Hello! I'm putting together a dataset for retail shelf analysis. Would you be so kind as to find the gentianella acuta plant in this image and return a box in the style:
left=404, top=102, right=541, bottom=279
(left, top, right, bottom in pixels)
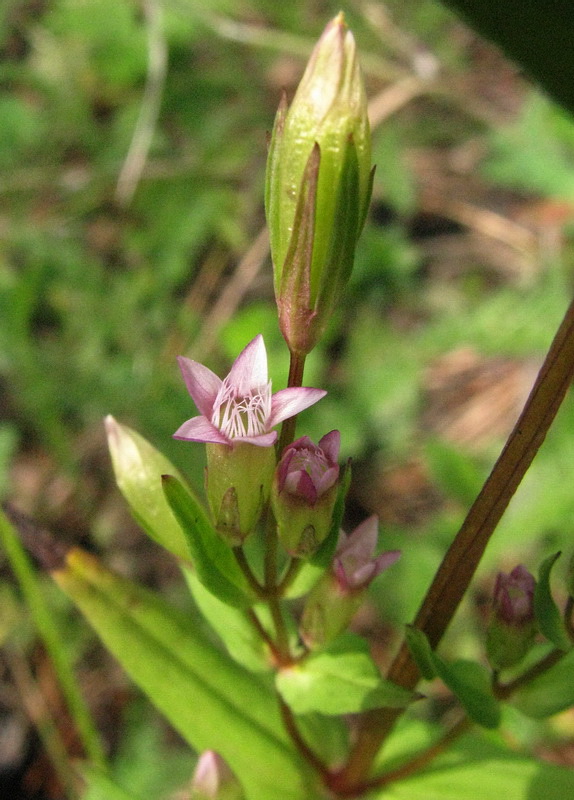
left=9, top=12, right=574, bottom=800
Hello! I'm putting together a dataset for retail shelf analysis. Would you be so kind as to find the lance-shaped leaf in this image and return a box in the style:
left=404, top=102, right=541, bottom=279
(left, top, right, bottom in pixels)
left=276, top=634, right=415, bottom=715
left=404, top=625, right=438, bottom=681
left=162, top=474, right=255, bottom=608
left=534, top=552, right=571, bottom=652
left=183, top=567, right=272, bottom=673
left=370, top=717, right=574, bottom=800
left=405, top=627, right=500, bottom=729
left=105, top=416, right=190, bottom=561
left=512, top=647, right=574, bottom=719
left=53, top=548, right=315, bottom=800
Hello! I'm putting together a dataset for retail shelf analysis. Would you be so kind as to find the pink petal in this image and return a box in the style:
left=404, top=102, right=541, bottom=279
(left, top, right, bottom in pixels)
left=269, top=387, right=327, bottom=427
left=372, top=549, right=401, bottom=574
left=285, top=469, right=318, bottom=504
left=338, top=515, right=378, bottom=560
left=177, top=357, right=221, bottom=418
left=173, top=415, right=230, bottom=445
left=318, top=430, right=341, bottom=462
left=315, top=465, right=339, bottom=495
left=226, top=334, right=268, bottom=395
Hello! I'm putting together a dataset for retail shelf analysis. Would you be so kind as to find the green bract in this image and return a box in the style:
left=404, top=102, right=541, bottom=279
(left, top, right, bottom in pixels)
left=265, top=13, right=372, bottom=355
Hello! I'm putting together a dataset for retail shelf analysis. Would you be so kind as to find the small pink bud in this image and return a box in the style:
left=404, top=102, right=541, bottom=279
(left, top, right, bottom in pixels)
left=334, top=516, right=401, bottom=592
left=272, top=431, right=340, bottom=556
left=190, top=751, right=243, bottom=800
left=300, top=516, right=400, bottom=647
left=486, top=565, right=537, bottom=671
left=493, top=565, right=536, bottom=626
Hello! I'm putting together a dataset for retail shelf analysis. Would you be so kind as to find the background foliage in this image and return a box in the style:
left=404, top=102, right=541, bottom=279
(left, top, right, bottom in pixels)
left=1, top=0, right=574, bottom=797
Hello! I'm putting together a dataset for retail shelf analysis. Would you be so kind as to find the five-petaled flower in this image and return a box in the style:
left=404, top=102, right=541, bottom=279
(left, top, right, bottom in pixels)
left=173, top=334, right=326, bottom=447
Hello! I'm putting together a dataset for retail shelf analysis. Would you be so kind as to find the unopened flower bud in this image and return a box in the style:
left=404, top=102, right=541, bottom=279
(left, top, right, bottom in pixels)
left=272, top=431, right=340, bottom=557
left=301, top=516, right=400, bottom=647
left=190, top=751, right=243, bottom=800
left=486, top=565, right=537, bottom=671
left=265, top=13, right=372, bottom=355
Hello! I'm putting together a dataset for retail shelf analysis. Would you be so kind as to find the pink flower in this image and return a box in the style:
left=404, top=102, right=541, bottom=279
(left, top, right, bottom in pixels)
left=173, top=335, right=326, bottom=447
left=334, top=515, right=401, bottom=592
left=277, top=431, right=340, bottom=505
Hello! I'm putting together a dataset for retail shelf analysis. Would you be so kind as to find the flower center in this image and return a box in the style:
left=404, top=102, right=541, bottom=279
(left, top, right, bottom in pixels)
left=289, top=446, right=330, bottom=484
left=211, top=377, right=272, bottom=439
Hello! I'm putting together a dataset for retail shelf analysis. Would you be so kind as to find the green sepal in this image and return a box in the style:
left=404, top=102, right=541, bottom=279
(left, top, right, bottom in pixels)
left=105, top=416, right=190, bottom=561
left=535, top=552, right=571, bottom=651
left=434, top=657, right=501, bottom=729
left=314, top=136, right=361, bottom=313
left=162, top=474, right=255, bottom=608
left=512, top=647, right=574, bottom=719
left=404, top=625, right=438, bottom=681
left=182, top=566, right=272, bottom=673
left=276, top=633, right=415, bottom=715
left=286, top=461, right=351, bottom=599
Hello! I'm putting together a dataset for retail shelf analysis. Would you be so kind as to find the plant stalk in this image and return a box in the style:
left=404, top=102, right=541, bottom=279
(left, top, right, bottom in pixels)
left=337, top=293, right=574, bottom=790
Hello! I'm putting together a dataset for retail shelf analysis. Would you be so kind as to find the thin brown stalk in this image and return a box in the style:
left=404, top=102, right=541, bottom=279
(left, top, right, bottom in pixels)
left=337, top=293, right=574, bottom=790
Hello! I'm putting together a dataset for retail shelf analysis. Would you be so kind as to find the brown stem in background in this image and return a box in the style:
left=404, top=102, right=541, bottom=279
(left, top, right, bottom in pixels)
left=336, top=294, right=574, bottom=791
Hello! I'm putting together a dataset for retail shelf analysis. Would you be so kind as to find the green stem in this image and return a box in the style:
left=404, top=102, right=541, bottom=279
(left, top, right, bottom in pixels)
left=276, top=557, right=305, bottom=596
left=494, top=647, right=565, bottom=699
left=233, top=546, right=265, bottom=597
left=277, top=350, right=307, bottom=454
left=0, top=507, right=107, bottom=769
left=337, top=293, right=574, bottom=790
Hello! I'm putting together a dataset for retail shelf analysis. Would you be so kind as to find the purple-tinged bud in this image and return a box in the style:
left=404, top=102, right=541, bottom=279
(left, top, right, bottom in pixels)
left=272, top=431, right=340, bottom=557
left=265, top=13, right=372, bottom=355
left=300, top=516, right=400, bottom=647
left=334, top=515, right=401, bottom=591
left=486, top=565, right=537, bottom=671
left=190, top=751, right=243, bottom=800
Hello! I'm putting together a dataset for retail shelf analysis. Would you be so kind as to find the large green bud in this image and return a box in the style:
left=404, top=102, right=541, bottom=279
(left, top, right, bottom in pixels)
left=265, top=13, right=372, bottom=355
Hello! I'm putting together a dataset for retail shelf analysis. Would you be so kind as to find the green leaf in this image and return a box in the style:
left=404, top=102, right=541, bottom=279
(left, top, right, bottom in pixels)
left=403, top=627, right=500, bottom=728
left=434, top=657, right=501, bottom=729
left=512, top=647, right=574, bottom=719
left=535, top=552, right=571, bottom=651
left=162, top=474, right=254, bottom=608
left=276, top=634, right=414, bottom=715
left=80, top=765, right=143, bottom=800
left=182, top=566, right=271, bottom=673
left=375, top=718, right=574, bottom=799
left=53, top=548, right=314, bottom=800
left=404, top=625, right=437, bottom=681
left=105, top=417, right=190, bottom=562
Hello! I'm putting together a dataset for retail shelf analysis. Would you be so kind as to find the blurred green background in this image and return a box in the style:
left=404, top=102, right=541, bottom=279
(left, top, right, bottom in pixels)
left=2, top=0, right=574, bottom=796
